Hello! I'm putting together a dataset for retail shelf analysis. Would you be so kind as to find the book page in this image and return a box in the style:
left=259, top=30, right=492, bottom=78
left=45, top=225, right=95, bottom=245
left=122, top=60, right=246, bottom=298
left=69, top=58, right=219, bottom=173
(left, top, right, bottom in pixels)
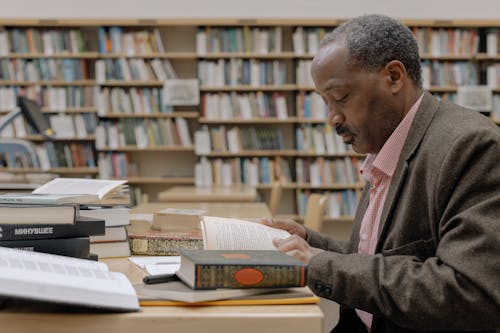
left=201, top=216, right=290, bottom=250
left=0, top=247, right=139, bottom=311
left=33, top=178, right=127, bottom=199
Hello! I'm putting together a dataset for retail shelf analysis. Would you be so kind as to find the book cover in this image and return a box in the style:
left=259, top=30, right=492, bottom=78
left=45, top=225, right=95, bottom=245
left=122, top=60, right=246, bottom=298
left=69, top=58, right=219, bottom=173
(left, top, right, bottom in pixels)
left=0, top=246, right=138, bottom=311
left=129, top=229, right=203, bottom=255
left=0, top=216, right=105, bottom=241
left=0, top=236, right=90, bottom=259
left=90, top=240, right=131, bottom=259
left=136, top=284, right=318, bottom=305
left=135, top=280, right=290, bottom=303
left=0, top=204, right=77, bottom=225
left=0, top=192, right=99, bottom=205
left=177, top=250, right=307, bottom=290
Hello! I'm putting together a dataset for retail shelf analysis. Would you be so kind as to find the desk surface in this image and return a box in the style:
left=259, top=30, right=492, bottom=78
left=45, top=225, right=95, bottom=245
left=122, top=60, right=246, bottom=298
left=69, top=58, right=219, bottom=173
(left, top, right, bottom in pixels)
left=132, top=201, right=271, bottom=219
left=158, top=185, right=258, bottom=202
left=0, top=257, right=323, bottom=333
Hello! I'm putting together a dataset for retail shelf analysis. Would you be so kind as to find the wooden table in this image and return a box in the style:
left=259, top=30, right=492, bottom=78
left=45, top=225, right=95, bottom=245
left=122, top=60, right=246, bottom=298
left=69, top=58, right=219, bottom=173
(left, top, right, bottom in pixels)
left=0, top=257, right=323, bottom=333
left=158, top=185, right=258, bottom=203
left=132, top=201, right=271, bottom=219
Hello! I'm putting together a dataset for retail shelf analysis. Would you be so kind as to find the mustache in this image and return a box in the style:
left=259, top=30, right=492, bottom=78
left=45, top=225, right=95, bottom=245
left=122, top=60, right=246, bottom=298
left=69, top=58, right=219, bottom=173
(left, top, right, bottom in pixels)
left=335, top=125, right=353, bottom=136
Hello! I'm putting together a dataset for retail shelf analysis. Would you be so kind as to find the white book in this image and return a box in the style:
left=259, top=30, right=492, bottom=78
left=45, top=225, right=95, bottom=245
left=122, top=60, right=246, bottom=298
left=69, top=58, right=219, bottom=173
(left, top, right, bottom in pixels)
left=275, top=95, right=288, bottom=119
left=310, top=161, right=321, bottom=187
left=196, top=30, right=207, bottom=55
left=36, top=146, right=50, bottom=170
left=33, top=178, right=130, bottom=206
left=226, top=127, right=241, bottom=153
left=0, top=246, right=138, bottom=311
left=486, top=30, right=498, bottom=56
left=90, top=241, right=131, bottom=259
left=74, top=114, right=88, bottom=138
left=95, top=60, right=106, bottom=84
left=312, top=127, right=326, bottom=154
left=175, top=117, right=192, bottom=146
left=13, top=116, right=27, bottom=138
left=153, top=28, right=165, bottom=53
left=80, top=207, right=130, bottom=227
left=49, top=114, right=75, bottom=138
left=0, top=30, right=9, bottom=55
left=194, top=128, right=211, bottom=155
left=292, top=28, right=305, bottom=55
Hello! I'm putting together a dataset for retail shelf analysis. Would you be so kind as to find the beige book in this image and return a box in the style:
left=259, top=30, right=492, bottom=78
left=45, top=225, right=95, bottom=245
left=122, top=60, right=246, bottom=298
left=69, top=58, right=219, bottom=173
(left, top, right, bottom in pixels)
left=152, top=208, right=207, bottom=232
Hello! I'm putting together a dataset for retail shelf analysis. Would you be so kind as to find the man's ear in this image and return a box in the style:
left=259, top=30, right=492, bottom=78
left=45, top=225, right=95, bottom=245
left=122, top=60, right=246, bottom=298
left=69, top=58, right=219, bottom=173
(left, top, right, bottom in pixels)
left=383, top=60, right=406, bottom=93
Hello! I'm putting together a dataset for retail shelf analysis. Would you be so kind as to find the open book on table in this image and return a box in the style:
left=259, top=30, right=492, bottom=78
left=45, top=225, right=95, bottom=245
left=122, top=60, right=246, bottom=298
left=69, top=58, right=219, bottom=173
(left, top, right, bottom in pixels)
left=0, top=246, right=139, bottom=311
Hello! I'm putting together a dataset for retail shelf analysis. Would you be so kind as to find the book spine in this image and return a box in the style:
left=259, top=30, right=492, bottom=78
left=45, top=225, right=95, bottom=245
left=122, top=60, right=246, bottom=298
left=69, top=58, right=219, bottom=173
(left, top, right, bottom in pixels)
left=0, top=237, right=90, bottom=259
left=0, top=219, right=105, bottom=241
left=193, top=264, right=306, bottom=289
left=129, top=237, right=203, bottom=256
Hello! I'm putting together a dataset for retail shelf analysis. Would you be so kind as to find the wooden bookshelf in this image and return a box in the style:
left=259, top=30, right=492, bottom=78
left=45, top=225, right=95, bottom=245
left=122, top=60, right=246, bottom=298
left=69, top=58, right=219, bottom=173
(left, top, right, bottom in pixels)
left=0, top=18, right=497, bottom=214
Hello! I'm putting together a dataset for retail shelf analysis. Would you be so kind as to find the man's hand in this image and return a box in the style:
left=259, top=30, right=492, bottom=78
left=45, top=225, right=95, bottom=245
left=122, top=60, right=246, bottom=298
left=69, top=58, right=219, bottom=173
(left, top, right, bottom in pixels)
left=259, top=217, right=307, bottom=239
left=273, top=235, right=324, bottom=264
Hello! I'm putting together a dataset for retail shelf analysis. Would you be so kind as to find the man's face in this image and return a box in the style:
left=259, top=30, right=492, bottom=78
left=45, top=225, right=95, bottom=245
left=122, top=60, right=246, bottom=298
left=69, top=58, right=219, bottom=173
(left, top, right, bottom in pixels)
left=311, top=42, right=401, bottom=154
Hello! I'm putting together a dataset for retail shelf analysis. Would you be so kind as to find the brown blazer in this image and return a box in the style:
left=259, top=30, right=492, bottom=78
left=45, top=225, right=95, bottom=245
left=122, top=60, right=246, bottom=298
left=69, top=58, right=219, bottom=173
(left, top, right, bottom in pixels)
left=306, top=92, right=500, bottom=333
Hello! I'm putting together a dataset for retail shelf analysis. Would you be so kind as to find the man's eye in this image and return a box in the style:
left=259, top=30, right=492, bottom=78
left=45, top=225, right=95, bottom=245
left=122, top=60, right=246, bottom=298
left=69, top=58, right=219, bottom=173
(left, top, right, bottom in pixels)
left=336, top=94, right=349, bottom=103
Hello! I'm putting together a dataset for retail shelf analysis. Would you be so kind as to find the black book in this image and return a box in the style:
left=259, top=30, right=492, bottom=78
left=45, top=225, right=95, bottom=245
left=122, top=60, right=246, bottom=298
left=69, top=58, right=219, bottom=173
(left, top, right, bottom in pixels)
left=0, top=236, right=90, bottom=259
left=0, top=216, right=105, bottom=241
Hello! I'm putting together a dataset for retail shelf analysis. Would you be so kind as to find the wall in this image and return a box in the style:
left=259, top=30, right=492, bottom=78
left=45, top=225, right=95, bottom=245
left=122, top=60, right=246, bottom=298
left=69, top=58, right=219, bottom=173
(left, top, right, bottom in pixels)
left=0, top=0, right=498, bottom=20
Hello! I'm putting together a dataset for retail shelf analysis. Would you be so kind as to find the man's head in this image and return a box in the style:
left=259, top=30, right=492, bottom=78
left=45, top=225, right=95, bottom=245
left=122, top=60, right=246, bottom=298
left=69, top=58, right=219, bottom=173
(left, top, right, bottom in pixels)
left=311, top=15, right=422, bottom=154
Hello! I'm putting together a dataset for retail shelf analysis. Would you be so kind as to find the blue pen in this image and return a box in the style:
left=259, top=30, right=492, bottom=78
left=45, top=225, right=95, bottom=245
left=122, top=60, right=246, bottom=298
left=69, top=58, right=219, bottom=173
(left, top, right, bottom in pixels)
left=143, top=273, right=180, bottom=284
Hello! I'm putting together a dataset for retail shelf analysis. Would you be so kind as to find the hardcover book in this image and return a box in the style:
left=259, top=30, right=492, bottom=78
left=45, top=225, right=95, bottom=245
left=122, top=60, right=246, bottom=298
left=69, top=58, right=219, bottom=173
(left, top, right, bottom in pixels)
left=176, top=249, right=307, bottom=290
left=0, top=246, right=139, bottom=311
left=0, top=216, right=105, bottom=241
left=90, top=240, right=131, bottom=259
left=0, top=204, right=77, bottom=225
left=128, top=228, right=203, bottom=255
left=0, top=236, right=90, bottom=259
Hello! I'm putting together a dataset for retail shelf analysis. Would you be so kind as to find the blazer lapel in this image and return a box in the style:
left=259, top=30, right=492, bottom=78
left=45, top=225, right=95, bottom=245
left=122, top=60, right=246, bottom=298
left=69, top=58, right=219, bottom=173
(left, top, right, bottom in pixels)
left=375, top=92, right=441, bottom=249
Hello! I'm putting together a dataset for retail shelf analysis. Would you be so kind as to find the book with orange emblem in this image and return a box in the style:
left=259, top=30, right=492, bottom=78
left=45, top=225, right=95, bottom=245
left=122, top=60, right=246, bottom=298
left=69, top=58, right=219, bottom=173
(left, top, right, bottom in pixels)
left=176, top=249, right=307, bottom=290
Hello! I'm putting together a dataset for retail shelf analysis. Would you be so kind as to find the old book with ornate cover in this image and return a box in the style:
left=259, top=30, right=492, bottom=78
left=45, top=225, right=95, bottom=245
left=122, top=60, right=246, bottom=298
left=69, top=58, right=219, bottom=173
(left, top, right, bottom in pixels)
left=128, top=229, right=203, bottom=255
left=176, top=249, right=307, bottom=290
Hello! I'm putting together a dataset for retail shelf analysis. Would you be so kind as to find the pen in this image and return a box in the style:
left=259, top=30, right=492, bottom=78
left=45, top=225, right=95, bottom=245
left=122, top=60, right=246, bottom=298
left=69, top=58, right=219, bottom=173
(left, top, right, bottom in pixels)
left=143, top=273, right=181, bottom=285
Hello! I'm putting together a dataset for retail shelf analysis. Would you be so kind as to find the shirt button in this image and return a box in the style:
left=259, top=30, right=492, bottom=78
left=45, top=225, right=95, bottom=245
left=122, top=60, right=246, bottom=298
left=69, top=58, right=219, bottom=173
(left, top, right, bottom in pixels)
left=361, top=233, right=368, bottom=241
left=314, top=283, right=324, bottom=292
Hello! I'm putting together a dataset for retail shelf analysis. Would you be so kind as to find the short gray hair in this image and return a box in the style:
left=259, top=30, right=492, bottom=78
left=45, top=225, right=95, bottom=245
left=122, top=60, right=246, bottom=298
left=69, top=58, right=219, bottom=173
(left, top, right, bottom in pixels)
left=321, top=15, right=422, bottom=87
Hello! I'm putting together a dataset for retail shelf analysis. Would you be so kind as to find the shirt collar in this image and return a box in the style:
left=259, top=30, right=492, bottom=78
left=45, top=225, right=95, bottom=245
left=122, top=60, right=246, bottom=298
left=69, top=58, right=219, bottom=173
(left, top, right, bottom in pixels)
left=361, top=93, right=424, bottom=181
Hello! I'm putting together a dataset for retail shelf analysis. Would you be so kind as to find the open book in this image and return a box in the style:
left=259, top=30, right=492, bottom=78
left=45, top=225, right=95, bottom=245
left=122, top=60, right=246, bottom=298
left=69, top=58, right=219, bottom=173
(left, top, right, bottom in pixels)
left=0, top=246, right=139, bottom=311
left=32, top=178, right=130, bottom=205
left=201, top=216, right=291, bottom=250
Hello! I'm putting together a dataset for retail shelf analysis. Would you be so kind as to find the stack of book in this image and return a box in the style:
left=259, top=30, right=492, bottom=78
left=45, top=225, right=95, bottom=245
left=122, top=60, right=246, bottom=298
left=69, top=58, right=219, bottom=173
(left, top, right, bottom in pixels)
left=82, top=206, right=132, bottom=258
left=30, top=177, right=133, bottom=259
left=0, top=192, right=105, bottom=259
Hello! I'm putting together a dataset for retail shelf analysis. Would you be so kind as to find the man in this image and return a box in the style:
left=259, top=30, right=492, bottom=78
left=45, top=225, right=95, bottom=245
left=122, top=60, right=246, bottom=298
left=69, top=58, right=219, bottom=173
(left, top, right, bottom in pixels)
left=261, top=15, right=500, bottom=333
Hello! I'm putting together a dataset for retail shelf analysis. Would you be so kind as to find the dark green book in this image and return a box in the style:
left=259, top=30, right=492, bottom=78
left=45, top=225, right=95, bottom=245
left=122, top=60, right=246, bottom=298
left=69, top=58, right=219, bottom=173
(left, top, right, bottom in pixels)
left=176, top=250, right=307, bottom=290
left=0, top=216, right=105, bottom=241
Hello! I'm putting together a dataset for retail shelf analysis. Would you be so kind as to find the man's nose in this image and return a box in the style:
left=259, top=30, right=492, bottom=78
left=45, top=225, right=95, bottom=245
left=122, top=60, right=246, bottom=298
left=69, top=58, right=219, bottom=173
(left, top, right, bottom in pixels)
left=327, top=111, right=345, bottom=127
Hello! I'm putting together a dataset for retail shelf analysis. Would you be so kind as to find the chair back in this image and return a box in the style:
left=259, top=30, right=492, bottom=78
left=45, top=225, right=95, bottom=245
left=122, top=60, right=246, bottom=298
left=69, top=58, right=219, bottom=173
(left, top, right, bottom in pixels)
left=0, top=139, right=39, bottom=168
left=267, top=180, right=283, bottom=216
left=303, top=193, right=327, bottom=232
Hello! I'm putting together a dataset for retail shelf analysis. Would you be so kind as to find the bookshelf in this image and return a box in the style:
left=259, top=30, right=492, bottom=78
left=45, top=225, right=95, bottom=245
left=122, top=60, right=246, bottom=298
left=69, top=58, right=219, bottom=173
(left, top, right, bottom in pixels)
left=0, top=19, right=498, bottom=223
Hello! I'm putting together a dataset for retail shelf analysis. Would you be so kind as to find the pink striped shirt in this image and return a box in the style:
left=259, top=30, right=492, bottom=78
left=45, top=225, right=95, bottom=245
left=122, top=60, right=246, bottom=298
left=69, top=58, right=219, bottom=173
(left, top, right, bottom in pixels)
left=356, top=94, right=423, bottom=330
